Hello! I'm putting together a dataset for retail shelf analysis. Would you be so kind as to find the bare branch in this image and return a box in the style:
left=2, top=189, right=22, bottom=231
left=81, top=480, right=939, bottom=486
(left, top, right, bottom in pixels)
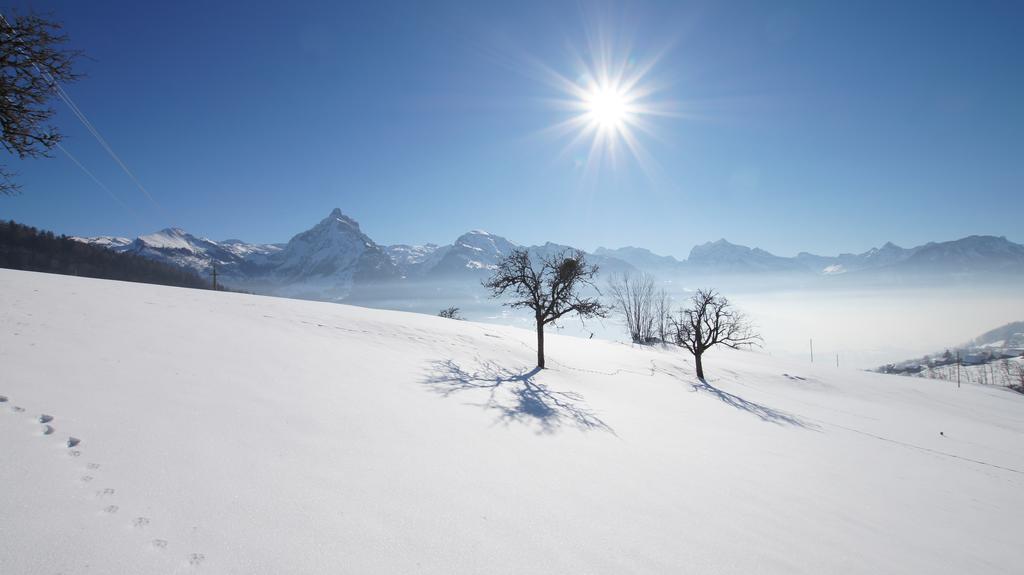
left=1, top=11, right=83, bottom=194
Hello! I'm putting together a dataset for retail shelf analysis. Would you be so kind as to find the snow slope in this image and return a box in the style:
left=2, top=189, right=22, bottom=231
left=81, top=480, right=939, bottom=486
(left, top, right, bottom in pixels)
left=1, top=268, right=1022, bottom=574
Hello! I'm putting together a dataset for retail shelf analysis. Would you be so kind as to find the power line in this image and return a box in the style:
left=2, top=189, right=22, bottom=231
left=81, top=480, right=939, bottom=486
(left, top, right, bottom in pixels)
left=56, top=142, right=144, bottom=222
left=48, top=77, right=164, bottom=212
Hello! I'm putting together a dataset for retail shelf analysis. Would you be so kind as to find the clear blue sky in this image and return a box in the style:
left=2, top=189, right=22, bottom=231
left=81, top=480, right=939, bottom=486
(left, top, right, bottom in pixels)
left=2, top=0, right=1021, bottom=258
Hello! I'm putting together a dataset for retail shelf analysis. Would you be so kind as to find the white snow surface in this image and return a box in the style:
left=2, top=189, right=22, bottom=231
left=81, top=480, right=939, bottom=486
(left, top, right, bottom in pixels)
left=1, top=268, right=1023, bottom=574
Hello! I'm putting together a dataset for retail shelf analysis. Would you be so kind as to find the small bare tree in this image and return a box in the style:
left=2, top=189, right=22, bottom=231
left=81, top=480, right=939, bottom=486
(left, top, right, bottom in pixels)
left=1011, top=361, right=1024, bottom=394
left=483, top=248, right=607, bottom=369
left=438, top=306, right=463, bottom=320
left=669, top=288, right=761, bottom=380
left=653, top=288, right=671, bottom=343
left=607, top=271, right=656, bottom=344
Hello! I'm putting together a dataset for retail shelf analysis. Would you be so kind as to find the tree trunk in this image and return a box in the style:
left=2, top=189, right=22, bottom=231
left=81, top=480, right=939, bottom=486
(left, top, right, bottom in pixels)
left=536, top=318, right=546, bottom=369
left=694, top=351, right=705, bottom=381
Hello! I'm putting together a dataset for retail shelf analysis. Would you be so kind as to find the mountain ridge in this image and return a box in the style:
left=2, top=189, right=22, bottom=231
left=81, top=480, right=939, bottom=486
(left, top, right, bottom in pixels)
left=73, top=209, right=1024, bottom=301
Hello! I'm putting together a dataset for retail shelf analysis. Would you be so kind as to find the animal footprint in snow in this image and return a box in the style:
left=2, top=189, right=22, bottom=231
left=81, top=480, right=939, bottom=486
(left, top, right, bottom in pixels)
left=12, top=405, right=25, bottom=412
left=39, top=414, right=53, bottom=423
left=67, top=437, right=80, bottom=448
left=81, top=475, right=93, bottom=483
left=103, top=505, right=119, bottom=514
left=96, top=488, right=115, bottom=497
left=133, top=517, right=150, bottom=528
left=188, top=553, right=205, bottom=566
left=152, top=539, right=168, bottom=550
left=68, top=450, right=81, bottom=457
left=87, top=463, right=101, bottom=470
left=42, top=424, right=54, bottom=435
left=0, top=395, right=7, bottom=402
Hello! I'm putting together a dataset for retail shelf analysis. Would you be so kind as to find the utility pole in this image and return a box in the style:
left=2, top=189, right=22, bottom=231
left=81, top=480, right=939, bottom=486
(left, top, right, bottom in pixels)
left=810, top=339, right=814, bottom=363
left=211, top=263, right=219, bottom=291
left=836, top=353, right=839, bottom=368
left=956, top=351, right=961, bottom=388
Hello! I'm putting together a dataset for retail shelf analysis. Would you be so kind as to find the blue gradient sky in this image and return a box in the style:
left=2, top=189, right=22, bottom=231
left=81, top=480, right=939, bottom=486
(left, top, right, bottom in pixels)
left=2, top=0, right=1021, bottom=258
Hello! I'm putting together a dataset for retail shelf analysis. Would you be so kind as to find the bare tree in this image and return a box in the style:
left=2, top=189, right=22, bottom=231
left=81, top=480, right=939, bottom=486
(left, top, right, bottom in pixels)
left=669, top=288, right=761, bottom=380
left=438, top=306, right=463, bottom=320
left=0, top=12, right=83, bottom=195
left=653, top=288, right=671, bottom=343
left=1013, top=363, right=1024, bottom=394
left=607, top=271, right=656, bottom=344
left=483, top=248, right=607, bottom=369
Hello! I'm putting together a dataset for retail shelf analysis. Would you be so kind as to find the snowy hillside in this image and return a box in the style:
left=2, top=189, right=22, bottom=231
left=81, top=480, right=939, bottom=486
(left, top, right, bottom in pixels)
left=2, top=268, right=1022, bottom=574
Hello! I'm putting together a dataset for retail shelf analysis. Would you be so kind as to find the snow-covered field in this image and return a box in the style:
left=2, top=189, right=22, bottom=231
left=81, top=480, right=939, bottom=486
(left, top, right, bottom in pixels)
left=2, top=269, right=1022, bottom=574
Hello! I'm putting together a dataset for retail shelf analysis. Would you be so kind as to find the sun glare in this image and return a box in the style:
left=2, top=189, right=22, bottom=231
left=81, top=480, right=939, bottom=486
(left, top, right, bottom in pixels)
left=534, top=27, right=676, bottom=178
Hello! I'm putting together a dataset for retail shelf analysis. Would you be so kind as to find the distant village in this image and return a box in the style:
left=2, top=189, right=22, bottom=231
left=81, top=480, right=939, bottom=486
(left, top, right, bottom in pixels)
left=877, top=323, right=1024, bottom=390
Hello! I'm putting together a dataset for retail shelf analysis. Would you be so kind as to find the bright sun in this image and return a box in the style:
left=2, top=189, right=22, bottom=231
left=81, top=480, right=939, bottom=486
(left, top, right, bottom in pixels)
left=585, top=84, right=631, bottom=130
left=537, top=30, right=675, bottom=176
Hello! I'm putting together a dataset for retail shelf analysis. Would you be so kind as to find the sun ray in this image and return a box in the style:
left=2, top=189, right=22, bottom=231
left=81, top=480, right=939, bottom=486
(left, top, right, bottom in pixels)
left=540, top=28, right=675, bottom=178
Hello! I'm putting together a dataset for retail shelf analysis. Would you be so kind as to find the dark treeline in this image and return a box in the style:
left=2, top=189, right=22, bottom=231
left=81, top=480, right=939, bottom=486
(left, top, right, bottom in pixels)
left=0, top=220, right=224, bottom=291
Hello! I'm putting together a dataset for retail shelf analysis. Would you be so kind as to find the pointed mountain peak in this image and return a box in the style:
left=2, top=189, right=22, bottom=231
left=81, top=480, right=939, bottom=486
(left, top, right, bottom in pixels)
left=689, top=238, right=750, bottom=256
left=702, top=238, right=739, bottom=247
left=320, top=208, right=361, bottom=231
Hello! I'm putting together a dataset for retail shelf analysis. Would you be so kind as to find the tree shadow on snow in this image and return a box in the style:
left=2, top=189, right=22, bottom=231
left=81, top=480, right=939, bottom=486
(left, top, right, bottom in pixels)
left=422, top=360, right=614, bottom=435
left=650, top=364, right=814, bottom=428
left=691, top=378, right=815, bottom=428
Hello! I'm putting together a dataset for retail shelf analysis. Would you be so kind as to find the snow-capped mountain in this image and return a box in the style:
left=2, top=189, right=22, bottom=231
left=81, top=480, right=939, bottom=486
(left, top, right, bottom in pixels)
left=131, top=228, right=283, bottom=275
left=427, top=230, right=519, bottom=276
left=385, top=243, right=451, bottom=278
left=795, top=241, right=919, bottom=275
left=73, top=211, right=401, bottom=300
left=73, top=228, right=282, bottom=276
left=72, top=235, right=134, bottom=250
left=859, top=241, right=917, bottom=267
left=790, top=236, right=1024, bottom=277
left=529, top=242, right=636, bottom=276
left=667, top=236, right=1024, bottom=277
left=899, top=236, right=1024, bottom=273
left=686, top=239, right=805, bottom=273
left=75, top=210, right=1024, bottom=305
left=415, top=233, right=637, bottom=278
left=267, top=209, right=400, bottom=300
left=594, top=246, right=682, bottom=275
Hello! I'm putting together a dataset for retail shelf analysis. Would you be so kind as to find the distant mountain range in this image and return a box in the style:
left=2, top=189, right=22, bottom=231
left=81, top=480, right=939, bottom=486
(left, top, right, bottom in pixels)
left=73, top=208, right=1024, bottom=301
left=601, top=235, right=1024, bottom=277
